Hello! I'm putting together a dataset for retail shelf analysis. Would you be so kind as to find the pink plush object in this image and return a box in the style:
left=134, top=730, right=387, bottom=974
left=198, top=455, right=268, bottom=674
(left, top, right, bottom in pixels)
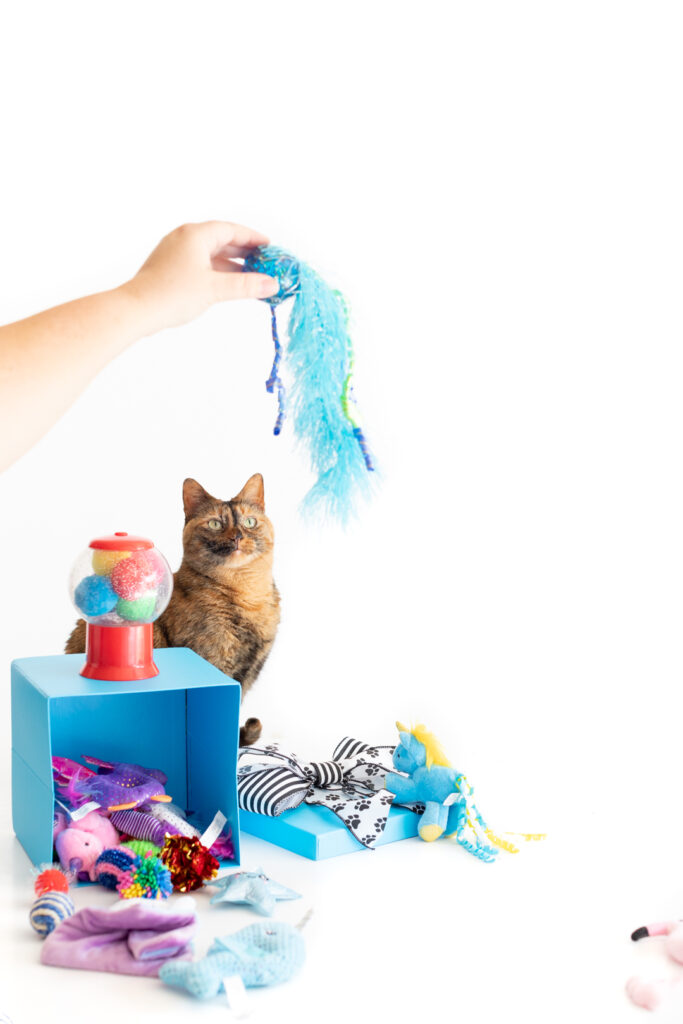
left=77, top=810, right=119, bottom=848
left=54, top=812, right=120, bottom=880
left=55, top=828, right=104, bottom=879
left=627, top=921, right=683, bottom=1010
left=41, top=897, right=196, bottom=976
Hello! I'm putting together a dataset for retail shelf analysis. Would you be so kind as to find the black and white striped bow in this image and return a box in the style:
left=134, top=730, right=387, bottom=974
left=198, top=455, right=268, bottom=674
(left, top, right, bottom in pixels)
left=237, top=738, right=398, bottom=849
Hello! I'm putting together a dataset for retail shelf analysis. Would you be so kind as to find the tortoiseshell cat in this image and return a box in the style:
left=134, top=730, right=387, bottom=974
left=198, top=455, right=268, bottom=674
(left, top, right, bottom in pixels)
left=65, top=474, right=280, bottom=745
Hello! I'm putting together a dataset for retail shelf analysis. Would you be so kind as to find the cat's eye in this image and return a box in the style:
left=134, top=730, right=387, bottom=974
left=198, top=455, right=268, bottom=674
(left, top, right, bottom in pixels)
left=243, top=517, right=257, bottom=528
left=207, top=519, right=222, bottom=531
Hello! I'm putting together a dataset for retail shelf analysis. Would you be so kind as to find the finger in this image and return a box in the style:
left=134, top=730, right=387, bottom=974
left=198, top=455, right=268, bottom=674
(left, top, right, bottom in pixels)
left=214, top=271, right=278, bottom=301
left=210, top=255, right=246, bottom=273
left=198, top=220, right=270, bottom=252
left=214, top=244, right=264, bottom=260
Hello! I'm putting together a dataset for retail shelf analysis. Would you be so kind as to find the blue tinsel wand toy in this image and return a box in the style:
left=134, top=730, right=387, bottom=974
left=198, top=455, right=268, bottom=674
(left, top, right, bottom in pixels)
left=243, top=246, right=375, bottom=523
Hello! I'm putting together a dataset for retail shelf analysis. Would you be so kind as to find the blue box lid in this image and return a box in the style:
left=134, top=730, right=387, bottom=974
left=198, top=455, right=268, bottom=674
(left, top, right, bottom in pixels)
left=239, top=801, right=419, bottom=860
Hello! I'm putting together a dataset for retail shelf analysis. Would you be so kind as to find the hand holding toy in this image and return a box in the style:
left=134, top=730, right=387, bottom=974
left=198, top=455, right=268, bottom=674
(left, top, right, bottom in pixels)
left=127, top=220, right=278, bottom=330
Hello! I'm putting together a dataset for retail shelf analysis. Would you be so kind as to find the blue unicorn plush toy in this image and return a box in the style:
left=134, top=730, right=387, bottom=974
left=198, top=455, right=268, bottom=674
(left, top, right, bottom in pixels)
left=385, top=722, right=527, bottom=862
left=385, top=722, right=465, bottom=842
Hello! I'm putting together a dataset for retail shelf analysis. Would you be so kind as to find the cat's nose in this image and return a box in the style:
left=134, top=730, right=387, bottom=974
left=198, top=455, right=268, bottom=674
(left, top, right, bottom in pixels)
left=233, top=532, right=242, bottom=549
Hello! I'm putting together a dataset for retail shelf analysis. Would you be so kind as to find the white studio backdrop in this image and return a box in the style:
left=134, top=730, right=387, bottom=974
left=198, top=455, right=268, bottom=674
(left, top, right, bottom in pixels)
left=1, top=3, right=683, bottom=1021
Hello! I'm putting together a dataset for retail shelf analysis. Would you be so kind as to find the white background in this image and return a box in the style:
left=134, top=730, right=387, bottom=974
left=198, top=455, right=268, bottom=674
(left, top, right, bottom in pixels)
left=1, top=2, right=683, bottom=1021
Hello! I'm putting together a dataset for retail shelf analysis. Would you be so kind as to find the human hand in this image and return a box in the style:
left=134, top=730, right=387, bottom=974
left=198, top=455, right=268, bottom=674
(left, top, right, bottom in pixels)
left=122, top=220, right=279, bottom=332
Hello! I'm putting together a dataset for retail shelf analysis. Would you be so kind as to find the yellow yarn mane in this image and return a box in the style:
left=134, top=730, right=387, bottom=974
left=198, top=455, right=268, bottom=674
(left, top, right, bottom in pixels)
left=396, top=721, right=452, bottom=769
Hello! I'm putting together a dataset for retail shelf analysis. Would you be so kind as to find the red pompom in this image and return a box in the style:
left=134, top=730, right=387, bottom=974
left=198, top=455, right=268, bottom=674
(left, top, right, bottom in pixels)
left=160, top=835, right=219, bottom=893
left=111, top=551, right=164, bottom=600
left=35, top=867, right=70, bottom=896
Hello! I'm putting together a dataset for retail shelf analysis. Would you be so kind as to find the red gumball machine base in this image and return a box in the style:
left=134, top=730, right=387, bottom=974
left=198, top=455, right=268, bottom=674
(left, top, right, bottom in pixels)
left=81, top=623, right=159, bottom=681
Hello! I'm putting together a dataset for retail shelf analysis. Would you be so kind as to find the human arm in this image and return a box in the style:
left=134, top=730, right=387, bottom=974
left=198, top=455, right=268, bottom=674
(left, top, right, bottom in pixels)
left=0, top=220, right=278, bottom=472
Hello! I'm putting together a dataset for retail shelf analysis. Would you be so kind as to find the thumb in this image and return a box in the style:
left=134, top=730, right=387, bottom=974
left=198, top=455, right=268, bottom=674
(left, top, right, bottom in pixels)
left=214, top=270, right=279, bottom=302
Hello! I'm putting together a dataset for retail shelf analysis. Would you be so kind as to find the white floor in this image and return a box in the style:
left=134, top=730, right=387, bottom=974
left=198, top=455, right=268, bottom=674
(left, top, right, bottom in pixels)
left=3, top=732, right=683, bottom=1024
left=3, top=2, right=683, bottom=1020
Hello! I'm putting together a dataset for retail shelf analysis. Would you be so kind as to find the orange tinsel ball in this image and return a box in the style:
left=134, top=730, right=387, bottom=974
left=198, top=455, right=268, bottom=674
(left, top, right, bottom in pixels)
left=160, top=835, right=219, bottom=893
left=35, top=867, right=70, bottom=896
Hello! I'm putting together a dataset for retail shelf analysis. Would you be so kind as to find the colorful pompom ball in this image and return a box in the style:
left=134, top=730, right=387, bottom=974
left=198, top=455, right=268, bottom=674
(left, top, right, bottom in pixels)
left=34, top=867, right=70, bottom=897
left=29, top=891, right=74, bottom=937
left=74, top=574, right=118, bottom=617
left=92, top=549, right=130, bottom=576
left=93, top=847, right=137, bottom=890
left=117, top=851, right=172, bottom=900
left=111, top=551, right=164, bottom=600
left=161, top=835, right=219, bottom=892
left=116, top=594, right=157, bottom=622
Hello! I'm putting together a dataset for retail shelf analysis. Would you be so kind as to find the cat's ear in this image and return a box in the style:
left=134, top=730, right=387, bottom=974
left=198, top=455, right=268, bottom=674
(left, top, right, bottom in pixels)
left=183, top=479, right=215, bottom=520
left=233, top=473, right=265, bottom=511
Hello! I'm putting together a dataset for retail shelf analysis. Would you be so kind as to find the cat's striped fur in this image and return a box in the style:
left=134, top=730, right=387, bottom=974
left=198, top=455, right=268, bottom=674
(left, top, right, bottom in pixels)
left=65, top=474, right=279, bottom=745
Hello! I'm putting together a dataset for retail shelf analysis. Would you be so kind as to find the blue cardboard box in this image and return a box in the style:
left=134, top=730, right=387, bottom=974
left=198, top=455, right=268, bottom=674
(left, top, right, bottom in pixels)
left=11, top=649, right=241, bottom=868
left=239, top=802, right=420, bottom=859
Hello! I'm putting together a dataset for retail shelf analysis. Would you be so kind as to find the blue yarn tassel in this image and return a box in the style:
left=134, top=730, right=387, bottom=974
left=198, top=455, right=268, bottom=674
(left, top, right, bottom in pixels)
left=266, top=306, right=286, bottom=436
left=243, top=245, right=375, bottom=523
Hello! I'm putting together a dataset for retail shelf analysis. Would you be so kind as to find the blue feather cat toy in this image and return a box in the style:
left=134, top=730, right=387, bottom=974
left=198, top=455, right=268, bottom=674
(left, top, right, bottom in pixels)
left=243, top=246, right=375, bottom=523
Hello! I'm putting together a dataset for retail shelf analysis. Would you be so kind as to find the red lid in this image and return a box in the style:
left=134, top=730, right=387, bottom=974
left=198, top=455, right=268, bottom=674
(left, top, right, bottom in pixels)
left=89, top=532, right=154, bottom=551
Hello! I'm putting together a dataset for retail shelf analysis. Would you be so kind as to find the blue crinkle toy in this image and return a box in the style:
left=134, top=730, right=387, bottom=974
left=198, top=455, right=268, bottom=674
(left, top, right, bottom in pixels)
left=159, top=920, right=306, bottom=999
left=243, top=245, right=375, bottom=523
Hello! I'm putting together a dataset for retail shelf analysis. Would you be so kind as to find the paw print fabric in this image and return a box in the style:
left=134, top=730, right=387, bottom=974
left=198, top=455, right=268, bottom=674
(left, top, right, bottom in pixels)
left=237, top=738, right=402, bottom=848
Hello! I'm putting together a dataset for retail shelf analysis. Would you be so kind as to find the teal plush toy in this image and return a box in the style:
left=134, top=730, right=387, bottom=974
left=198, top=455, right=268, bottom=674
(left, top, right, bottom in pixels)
left=385, top=722, right=534, bottom=862
left=385, top=722, right=466, bottom=843
left=159, top=920, right=305, bottom=999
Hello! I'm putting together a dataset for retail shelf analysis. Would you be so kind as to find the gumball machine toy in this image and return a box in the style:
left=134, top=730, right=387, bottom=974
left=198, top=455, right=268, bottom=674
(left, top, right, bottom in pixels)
left=12, top=529, right=242, bottom=870
left=69, top=532, right=173, bottom=680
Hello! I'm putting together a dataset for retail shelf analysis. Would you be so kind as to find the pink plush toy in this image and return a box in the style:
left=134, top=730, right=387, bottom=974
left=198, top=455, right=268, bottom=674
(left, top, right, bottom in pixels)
left=627, top=921, right=683, bottom=1011
left=54, top=810, right=120, bottom=880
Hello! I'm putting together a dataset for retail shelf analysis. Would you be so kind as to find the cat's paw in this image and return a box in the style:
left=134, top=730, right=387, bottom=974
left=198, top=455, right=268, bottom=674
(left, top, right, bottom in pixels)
left=239, top=718, right=262, bottom=746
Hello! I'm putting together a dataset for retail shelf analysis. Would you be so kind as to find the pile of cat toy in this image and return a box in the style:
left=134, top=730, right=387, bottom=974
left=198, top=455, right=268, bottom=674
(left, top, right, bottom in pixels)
left=49, top=754, right=234, bottom=898
left=28, top=754, right=310, bottom=1010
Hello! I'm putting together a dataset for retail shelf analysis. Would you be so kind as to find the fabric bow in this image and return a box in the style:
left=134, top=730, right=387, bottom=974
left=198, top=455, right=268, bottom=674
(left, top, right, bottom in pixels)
left=237, top=738, right=398, bottom=849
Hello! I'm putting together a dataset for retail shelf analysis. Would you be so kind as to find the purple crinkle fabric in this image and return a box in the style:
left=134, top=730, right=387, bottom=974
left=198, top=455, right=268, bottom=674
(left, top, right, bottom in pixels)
left=110, top=809, right=170, bottom=847
left=40, top=897, right=196, bottom=976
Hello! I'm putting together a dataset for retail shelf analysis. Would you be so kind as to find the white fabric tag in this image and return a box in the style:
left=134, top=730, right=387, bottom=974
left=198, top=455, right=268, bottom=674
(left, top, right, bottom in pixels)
left=200, top=809, right=227, bottom=850
left=67, top=800, right=101, bottom=821
left=223, top=974, right=250, bottom=1017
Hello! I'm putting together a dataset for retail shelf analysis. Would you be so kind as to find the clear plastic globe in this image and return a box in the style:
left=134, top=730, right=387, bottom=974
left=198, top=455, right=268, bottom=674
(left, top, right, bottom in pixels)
left=69, top=533, right=173, bottom=626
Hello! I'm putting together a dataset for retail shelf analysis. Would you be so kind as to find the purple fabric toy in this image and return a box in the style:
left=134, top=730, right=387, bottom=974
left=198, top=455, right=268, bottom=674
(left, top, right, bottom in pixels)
left=110, top=810, right=170, bottom=847
left=52, top=755, right=172, bottom=812
left=40, top=897, right=196, bottom=976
